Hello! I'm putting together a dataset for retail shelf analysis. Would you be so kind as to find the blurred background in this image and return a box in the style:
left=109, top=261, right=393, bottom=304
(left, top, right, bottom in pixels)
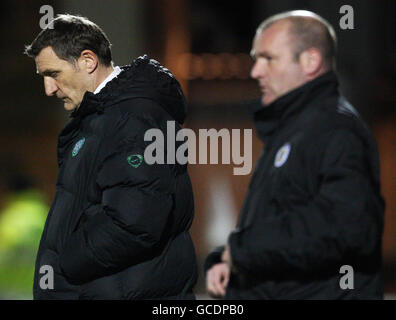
left=0, top=0, right=395, bottom=299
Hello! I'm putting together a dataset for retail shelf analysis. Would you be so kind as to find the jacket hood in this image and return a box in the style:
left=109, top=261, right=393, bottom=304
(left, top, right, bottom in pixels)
left=71, top=55, right=187, bottom=124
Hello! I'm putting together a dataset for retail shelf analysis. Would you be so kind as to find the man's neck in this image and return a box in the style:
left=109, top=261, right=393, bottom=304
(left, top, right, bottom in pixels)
left=93, top=65, right=115, bottom=92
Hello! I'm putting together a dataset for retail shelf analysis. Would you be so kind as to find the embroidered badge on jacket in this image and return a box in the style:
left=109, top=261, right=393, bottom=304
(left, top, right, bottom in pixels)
left=127, top=154, right=143, bottom=168
left=274, top=143, right=291, bottom=168
left=72, top=137, right=86, bottom=157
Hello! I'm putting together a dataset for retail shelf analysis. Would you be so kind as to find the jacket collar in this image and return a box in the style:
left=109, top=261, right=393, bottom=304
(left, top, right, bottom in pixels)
left=69, top=55, right=187, bottom=124
left=253, top=71, right=339, bottom=142
left=69, top=91, right=102, bottom=119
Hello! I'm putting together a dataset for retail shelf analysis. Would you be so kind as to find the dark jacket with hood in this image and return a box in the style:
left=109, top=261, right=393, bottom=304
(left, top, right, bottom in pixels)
left=204, top=71, right=384, bottom=299
left=33, top=55, right=198, bottom=299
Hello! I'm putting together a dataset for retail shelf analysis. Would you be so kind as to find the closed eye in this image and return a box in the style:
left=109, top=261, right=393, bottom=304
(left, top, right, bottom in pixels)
left=48, top=71, right=59, bottom=78
left=40, top=70, right=60, bottom=78
left=255, top=51, right=276, bottom=62
left=261, top=54, right=273, bottom=61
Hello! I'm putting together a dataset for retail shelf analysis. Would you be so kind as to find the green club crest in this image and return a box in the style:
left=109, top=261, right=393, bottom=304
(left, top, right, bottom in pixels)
left=72, top=137, right=86, bottom=157
left=127, top=154, right=143, bottom=168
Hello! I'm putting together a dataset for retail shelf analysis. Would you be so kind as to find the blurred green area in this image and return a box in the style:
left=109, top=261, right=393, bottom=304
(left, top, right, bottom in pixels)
left=0, top=189, right=48, bottom=299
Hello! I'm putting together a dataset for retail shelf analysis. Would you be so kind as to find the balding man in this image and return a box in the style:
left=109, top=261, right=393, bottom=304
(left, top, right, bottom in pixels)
left=204, top=10, right=384, bottom=299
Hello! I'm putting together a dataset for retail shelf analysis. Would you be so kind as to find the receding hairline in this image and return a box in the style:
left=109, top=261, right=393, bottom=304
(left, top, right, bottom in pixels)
left=253, top=10, right=337, bottom=69
left=256, top=10, right=336, bottom=39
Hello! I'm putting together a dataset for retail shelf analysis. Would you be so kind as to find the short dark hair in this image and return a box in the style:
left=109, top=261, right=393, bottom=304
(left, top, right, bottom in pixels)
left=24, top=14, right=112, bottom=67
left=255, top=10, right=337, bottom=70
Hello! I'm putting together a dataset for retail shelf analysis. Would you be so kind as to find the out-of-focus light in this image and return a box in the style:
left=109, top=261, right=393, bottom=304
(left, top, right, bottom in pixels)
left=176, top=53, right=253, bottom=80
left=176, top=53, right=192, bottom=80
left=201, top=54, right=222, bottom=80
left=190, top=54, right=205, bottom=79
left=236, top=53, right=253, bottom=80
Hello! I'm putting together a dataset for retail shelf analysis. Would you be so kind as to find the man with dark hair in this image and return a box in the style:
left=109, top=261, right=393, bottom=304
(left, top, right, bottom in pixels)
left=205, top=10, right=384, bottom=299
left=25, top=14, right=198, bottom=299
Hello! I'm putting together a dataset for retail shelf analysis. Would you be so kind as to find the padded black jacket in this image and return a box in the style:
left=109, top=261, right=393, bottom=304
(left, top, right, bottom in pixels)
left=33, top=55, right=198, bottom=299
left=204, top=72, right=384, bottom=299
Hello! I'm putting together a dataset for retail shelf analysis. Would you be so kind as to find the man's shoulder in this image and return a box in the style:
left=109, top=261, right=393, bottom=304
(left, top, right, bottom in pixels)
left=303, top=96, right=368, bottom=139
left=100, top=98, right=169, bottom=131
left=291, top=96, right=376, bottom=158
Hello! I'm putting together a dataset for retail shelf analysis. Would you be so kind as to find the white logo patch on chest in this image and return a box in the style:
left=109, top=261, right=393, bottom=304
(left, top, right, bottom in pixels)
left=72, top=137, right=86, bottom=157
left=274, top=143, right=291, bottom=168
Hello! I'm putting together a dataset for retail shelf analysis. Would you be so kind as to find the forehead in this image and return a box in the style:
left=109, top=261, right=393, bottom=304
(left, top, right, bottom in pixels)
left=253, top=20, right=292, bottom=52
left=35, top=46, right=71, bottom=73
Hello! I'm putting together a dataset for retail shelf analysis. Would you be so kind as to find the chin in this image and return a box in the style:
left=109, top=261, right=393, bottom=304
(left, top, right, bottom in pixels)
left=262, top=96, right=273, bottom=107
left=63, top=102, right=77, bottom=111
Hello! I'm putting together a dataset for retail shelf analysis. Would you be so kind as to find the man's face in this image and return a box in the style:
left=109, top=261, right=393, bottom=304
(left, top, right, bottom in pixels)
left=35, top=46, right=90, bottom=111
left=250, top=21, right=306, bottom=106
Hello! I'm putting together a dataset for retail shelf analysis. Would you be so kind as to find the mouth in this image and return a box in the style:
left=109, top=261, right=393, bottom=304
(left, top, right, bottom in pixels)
left=258, top=83, right=266, bottom=91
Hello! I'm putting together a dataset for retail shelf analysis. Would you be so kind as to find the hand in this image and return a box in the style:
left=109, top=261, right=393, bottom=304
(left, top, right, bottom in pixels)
left=206, top=262, right=230, bottom=299
left=221, top=244, right=232, bottom=266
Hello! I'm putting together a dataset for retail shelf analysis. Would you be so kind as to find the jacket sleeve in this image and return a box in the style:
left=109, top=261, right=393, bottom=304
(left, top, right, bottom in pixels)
left=203, top=246, right=225, bottom=275
left=229, top=129, right=384, bottom=277
left=58, top=113, right=175, bottom=285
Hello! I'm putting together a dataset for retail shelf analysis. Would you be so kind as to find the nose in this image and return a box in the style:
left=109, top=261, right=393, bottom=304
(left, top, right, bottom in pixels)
left=43, top=76, right=58, bottom=96
left=250, top=59, right=266, bottom=80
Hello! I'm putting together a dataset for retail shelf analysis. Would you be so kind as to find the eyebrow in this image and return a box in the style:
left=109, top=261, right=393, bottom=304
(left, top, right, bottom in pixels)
left=252, top=50, right=276, bottom=59
left=36, top=69, right=60, bottom=76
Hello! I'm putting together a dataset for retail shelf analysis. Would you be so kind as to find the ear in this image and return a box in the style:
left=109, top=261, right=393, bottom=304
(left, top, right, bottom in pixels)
left=299, top=48, right=323, bottom=77
left=77, top=50, right=98, bottom=74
